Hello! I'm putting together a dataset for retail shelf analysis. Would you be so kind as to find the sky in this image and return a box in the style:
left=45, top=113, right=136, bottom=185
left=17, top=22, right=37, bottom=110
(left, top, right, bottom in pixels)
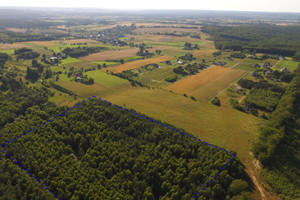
left=1, top=0, right=300, bottom=13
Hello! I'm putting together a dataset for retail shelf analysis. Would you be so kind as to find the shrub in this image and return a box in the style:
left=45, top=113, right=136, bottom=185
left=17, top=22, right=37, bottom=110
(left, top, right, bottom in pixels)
left=229, top=98, right=244, bottom=112
left=211, top=96, right=221, bottom=106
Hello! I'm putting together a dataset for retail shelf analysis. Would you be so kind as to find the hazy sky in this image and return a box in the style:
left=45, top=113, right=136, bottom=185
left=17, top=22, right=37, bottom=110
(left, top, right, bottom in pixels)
left=1, top=0, right=300, bottom=13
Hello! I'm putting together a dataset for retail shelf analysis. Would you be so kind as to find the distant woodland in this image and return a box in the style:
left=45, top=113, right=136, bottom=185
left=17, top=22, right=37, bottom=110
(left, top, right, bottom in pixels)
left=202, top=25, right=300, bottom=59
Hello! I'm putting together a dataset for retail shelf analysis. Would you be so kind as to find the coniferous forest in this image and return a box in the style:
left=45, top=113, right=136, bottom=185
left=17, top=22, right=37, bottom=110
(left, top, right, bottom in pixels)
left=0, top=86, right=250, bottom=200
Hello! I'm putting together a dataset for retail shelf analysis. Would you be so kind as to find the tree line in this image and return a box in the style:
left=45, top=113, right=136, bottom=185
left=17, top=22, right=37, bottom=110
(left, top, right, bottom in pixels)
left=202, top=24, right=300, bottom=59
left=253, top=64, right=300, bottom=199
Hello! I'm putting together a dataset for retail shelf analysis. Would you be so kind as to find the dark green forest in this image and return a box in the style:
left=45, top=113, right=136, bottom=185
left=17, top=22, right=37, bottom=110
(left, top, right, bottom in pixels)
left=253, top=64, right=300, bottom=199
left=202, top=25, right=300, bottom=58
left=0, top=86, right=250, bottom=200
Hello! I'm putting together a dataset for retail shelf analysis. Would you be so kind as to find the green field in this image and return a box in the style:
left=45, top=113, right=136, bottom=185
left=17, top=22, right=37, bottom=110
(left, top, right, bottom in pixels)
left=275, top=60, right=299, bottom=71
left=60, top=57, right=83, bottom=65
left=85, top=70, right=128, bottom=87
left=0, top=49, right=15, bottom=55
left=92, top=61, right=120, bottom=67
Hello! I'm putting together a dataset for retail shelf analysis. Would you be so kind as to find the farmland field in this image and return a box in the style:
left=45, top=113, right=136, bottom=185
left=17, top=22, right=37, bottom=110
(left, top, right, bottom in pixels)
left=167, top=66, right=246, bottom=101
left=274, top=60, right=299, bottom=71
left=85, top=70, right=128, bottom=87
left=60, top=57, right=82, bottom=65
left=134, top=27, right=201, bottom=34
left=81, top=48, right=140, bottom=61
left=102, top=55, right=174, bottom=73
left=128, top=34, right=199, bottom=43
left=0, top=42, right=32, bottom=50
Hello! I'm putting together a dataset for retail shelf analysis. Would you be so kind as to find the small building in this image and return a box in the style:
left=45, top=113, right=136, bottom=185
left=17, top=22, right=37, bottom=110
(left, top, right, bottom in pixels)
left=254, top=64, right=261, bottom=68
left=280, top=67, right=287, bottom=72
left=266, top=69, right=273, bottom=75
left=50, top=57, right=58, bottom=60
left=263, top=62, right=271, bottom=68
left=177, top=60, right=183, bottom=64
left=252, top=71, right=258, bottom=77
left=236, top=87, right=243, bottom=92
left=74, top=73, right=82, bottom=79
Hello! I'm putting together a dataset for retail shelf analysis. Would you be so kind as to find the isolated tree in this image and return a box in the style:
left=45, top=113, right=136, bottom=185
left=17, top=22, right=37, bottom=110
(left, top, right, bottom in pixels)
left=211, top=97, right=221, bottom=106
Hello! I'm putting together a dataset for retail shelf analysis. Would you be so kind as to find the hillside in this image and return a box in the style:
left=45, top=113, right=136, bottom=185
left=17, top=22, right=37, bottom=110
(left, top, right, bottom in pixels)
left=0, top=87, right=251, bottom=200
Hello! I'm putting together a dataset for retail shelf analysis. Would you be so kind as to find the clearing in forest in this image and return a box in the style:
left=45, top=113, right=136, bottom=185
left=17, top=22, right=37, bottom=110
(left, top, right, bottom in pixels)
left=102, top=55, right=174, bottom=73
left=167, top=66, right=246, bottom=101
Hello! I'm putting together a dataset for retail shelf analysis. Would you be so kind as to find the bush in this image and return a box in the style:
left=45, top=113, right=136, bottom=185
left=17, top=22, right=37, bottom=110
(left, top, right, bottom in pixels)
left=229, top=179, right=249, bottom=196
left=165, top=75, right=178, bottom=83
left=211, top=96, right=221, bottom=106
left=229, top=98, right=244, bottom=112
left=191, top=96, right=196, bottom=101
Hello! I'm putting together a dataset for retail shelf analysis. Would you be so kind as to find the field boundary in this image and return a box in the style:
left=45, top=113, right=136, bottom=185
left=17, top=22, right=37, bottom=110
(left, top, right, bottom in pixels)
left=0, top=96, right=237, bottom=200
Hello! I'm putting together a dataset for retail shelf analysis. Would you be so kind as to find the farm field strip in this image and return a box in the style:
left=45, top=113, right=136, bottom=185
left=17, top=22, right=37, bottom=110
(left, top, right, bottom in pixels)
left=0, top=96, right=236, bottom=200
left=81, top=48, right=139, bottom=61
left=167, top=66, right=246, bottom=101
left=81, top=46, right=174, bottom=61
left=134, top=27, right=201, bottom=34
left=102, top=55, right=174, bottom=73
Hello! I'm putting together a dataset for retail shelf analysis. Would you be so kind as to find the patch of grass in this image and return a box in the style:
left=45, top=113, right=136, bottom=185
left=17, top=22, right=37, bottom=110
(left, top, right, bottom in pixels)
left=61, top=57, right=82, bottom=65
left=0, top=49, right=15, bottom=55
left=122, top=56, right=144, bottom=62
left=85, top=70, right=128, bottom=87
left=275, top=60, right=299, bottom=71
left=92, top=61, right=120, bottom=67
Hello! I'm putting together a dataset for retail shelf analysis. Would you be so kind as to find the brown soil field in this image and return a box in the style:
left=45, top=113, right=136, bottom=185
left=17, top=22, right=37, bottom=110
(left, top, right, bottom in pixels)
left=167, top=66, right=246, bottom=101
left=81, top=48, right=140, bottom=61
left=62, top=39, right=100, bottom=45
left=102, top=55, right=174, bottom=73
left=6, top=28, right=27, bottom=33
left=26, top=41, right=60, bottom=47
left=134, top=27, right=200, bottom=34
left=0, top=42, right=32, bottom=50
left=127, top=34, right=199, bottom=43
left=81, top=46, right=174, bottom=61
left=193, top=48, right=218, bottom=58
left=135, top=23, right=201, bottom=28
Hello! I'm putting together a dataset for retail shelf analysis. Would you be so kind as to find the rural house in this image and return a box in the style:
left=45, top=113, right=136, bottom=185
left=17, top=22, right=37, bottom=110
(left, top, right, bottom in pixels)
left=74, top=73, right=82, bottom=79
left=280, top=67, right=287, bottom=72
